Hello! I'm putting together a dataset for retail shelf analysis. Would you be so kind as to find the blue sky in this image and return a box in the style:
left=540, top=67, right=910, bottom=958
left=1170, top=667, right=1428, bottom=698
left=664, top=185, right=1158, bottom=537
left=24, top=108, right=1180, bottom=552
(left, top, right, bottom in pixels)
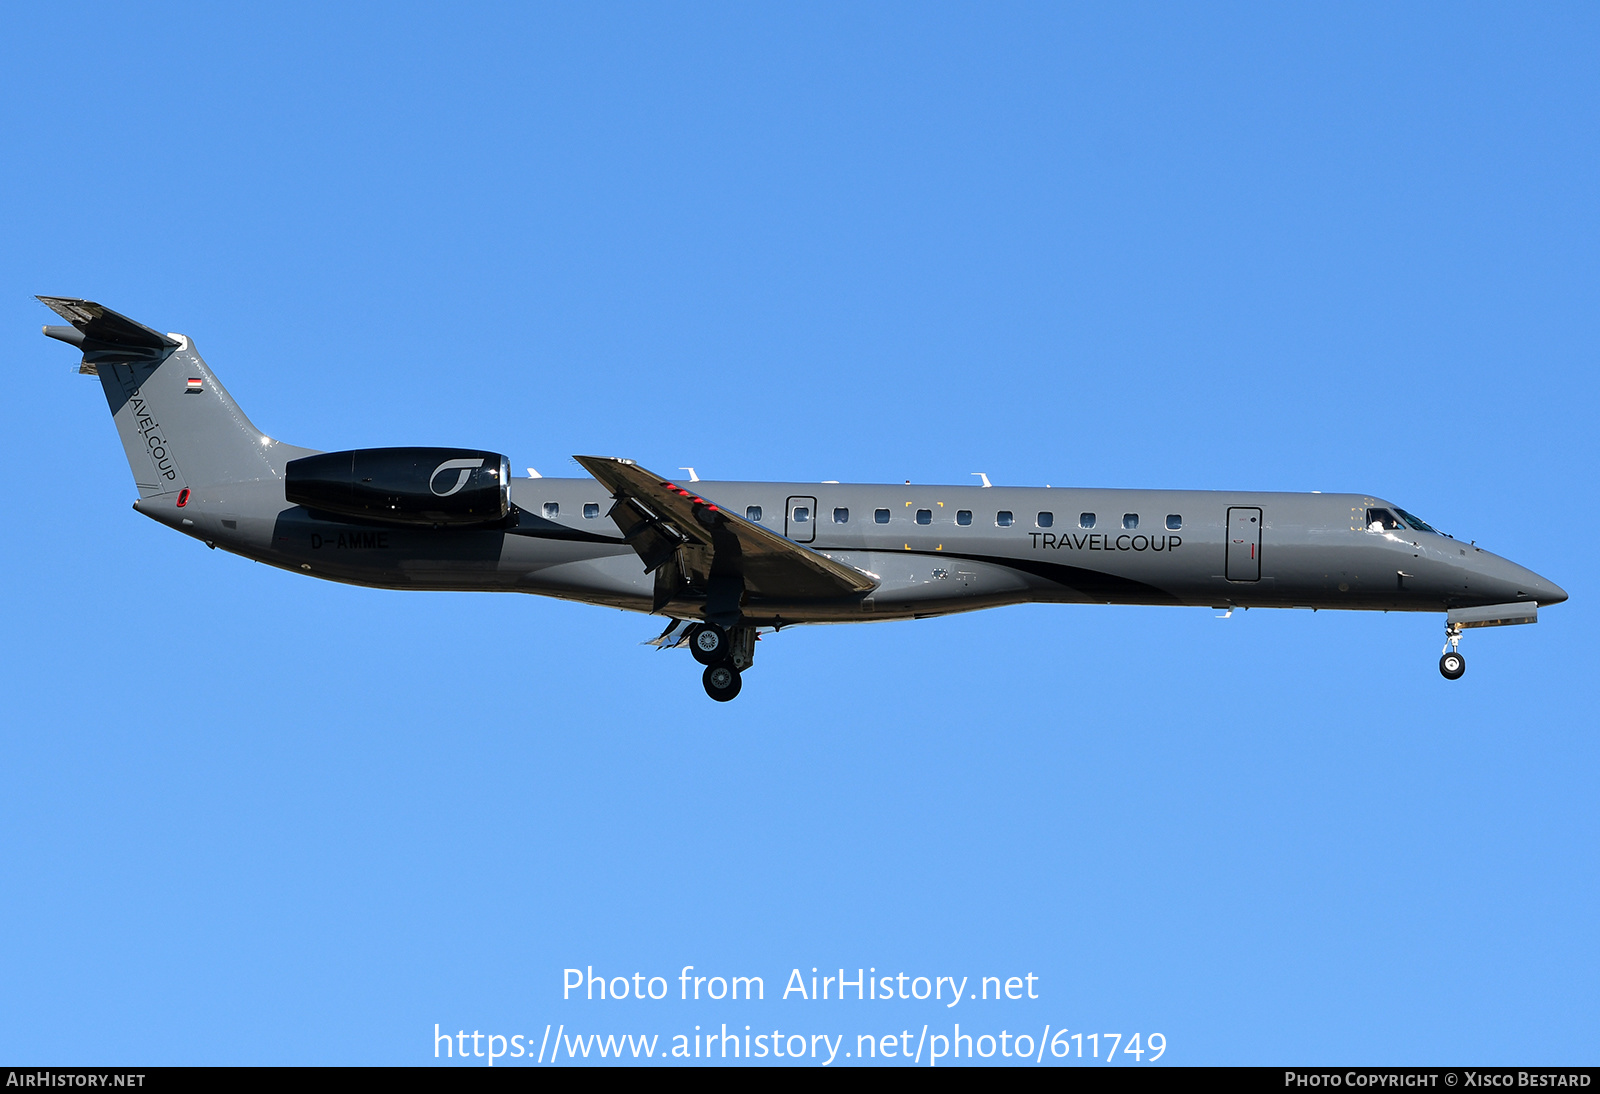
left=1, top=2, right=1595, bottom=1066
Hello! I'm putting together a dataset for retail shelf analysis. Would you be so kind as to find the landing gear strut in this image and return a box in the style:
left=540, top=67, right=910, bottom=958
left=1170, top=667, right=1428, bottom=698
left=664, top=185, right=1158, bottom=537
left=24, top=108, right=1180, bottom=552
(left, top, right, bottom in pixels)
left=1440, top=623, right=1466, bottom=680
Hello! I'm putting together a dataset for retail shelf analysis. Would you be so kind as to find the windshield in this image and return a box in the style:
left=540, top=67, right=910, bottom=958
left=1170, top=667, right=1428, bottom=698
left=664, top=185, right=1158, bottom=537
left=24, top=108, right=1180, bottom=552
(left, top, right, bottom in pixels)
left=1394, top=507, right=1439, bottom=534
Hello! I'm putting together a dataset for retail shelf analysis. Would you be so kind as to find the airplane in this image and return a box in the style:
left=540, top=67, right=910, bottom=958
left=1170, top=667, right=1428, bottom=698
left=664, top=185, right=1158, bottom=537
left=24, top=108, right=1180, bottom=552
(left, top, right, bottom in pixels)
left=40, top=296, right=1567, bottom=701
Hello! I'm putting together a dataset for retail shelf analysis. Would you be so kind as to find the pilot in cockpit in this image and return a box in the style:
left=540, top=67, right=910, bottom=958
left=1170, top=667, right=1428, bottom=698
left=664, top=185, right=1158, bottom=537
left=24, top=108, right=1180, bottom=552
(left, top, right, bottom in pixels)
left=1366, top=508, right=1405, bottom=533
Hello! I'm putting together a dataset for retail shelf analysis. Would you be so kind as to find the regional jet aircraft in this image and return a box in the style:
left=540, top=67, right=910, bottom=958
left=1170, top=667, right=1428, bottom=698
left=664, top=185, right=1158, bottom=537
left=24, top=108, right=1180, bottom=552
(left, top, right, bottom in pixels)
left=41, top=297, right=1567, bottom=700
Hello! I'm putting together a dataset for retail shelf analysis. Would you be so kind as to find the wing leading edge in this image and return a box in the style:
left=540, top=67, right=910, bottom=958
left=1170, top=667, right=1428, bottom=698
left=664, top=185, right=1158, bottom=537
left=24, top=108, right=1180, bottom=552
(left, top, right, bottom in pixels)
left=573, top=456, right=879, bottom=606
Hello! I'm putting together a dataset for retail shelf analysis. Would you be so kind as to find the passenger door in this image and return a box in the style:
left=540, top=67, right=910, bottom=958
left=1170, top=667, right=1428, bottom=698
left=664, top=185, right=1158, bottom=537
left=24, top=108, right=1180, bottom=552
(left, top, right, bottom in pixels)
left=786, top=495, right=818, bottom=544
left=1226, top=507, right=1262, bottom=581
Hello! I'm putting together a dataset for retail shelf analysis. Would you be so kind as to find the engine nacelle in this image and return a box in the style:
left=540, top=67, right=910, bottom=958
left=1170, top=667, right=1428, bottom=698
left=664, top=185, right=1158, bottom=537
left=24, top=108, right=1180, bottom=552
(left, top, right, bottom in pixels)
left=285, top=447, right=511, bottom=527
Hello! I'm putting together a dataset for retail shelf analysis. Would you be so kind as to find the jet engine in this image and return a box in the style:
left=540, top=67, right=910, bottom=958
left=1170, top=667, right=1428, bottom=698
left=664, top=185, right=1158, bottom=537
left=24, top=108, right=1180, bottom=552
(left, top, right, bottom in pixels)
left=285, top=448, right=511, bottom=527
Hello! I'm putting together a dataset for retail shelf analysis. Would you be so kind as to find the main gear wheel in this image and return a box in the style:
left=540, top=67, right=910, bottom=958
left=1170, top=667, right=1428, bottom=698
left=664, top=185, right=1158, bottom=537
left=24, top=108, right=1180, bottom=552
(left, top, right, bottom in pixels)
left=702, top=661, right=742, bottom=701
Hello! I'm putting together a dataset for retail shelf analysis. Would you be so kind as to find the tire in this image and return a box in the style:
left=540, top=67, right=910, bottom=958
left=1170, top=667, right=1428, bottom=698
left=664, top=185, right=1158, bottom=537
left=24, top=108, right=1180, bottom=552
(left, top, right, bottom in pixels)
left=689, top=623, right=728, bottom=666
left=702, top=662, right=742, bottom=702
left=1439, top=651, right=1466, bottom=680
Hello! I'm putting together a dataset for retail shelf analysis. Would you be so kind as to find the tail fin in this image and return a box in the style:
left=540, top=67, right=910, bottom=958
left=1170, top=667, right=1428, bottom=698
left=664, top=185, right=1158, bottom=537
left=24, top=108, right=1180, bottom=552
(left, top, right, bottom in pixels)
left=39, top=296, right=309, bottom=496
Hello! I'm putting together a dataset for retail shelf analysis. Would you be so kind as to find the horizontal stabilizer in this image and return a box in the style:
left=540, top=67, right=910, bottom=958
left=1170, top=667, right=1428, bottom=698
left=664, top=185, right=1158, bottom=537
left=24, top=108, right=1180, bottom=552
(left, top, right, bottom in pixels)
left=36, top=296, right=178, bottom=352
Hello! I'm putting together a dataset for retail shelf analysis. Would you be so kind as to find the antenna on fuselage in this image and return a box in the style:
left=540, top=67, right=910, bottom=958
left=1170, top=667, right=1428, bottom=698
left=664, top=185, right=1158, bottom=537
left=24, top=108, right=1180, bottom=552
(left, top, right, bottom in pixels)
left=679, top=467, right=700, bottom=482
left=972, top=473, right=991, bottom=488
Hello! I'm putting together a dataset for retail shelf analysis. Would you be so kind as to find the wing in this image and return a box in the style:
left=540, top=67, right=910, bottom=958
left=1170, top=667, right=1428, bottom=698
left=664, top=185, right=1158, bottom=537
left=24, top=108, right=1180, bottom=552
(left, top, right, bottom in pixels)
left=573, top=456, right=878, bottom=601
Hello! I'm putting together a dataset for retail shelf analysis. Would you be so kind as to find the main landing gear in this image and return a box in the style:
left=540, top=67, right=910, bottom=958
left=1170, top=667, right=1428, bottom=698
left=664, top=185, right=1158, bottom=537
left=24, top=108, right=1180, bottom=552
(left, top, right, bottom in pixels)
left=689, top=623, right=728, bottom=666
left=685, top=623, right=757, bottom=702
left=703, top=661, right=741, bottom=701
left=1440, top=622, right=1466, bottom=680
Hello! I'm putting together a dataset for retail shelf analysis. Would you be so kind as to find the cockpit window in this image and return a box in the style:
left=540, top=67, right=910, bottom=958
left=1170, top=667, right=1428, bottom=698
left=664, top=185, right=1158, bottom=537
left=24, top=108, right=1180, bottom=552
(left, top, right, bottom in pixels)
left=1365, top=508, right=1404, bottom=532
left=1394, top=507, right=1438, bottom=534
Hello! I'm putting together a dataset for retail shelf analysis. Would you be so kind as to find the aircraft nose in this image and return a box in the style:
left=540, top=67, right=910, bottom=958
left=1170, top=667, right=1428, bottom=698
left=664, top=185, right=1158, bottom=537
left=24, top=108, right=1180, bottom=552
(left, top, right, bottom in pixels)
left=1474, top=552, right=1568, bottom=607
left=1536, top=576, right=1569, bottom=606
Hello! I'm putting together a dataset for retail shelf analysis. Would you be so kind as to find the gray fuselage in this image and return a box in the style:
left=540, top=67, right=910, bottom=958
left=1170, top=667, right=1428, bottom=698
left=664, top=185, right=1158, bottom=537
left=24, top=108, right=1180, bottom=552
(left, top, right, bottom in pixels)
left=141, top=474, right=1567, bottom=627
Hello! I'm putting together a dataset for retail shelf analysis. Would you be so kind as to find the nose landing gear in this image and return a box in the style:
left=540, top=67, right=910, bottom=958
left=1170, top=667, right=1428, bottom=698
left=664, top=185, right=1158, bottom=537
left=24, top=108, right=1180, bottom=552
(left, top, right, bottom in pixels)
left=1440, top=622, right=1466, bottom=680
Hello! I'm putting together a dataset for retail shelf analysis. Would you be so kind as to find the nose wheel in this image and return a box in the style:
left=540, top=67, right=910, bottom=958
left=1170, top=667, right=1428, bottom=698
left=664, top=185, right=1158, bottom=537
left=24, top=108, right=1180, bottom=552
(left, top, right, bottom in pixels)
left=1439, top=622, right=1466, bottom=680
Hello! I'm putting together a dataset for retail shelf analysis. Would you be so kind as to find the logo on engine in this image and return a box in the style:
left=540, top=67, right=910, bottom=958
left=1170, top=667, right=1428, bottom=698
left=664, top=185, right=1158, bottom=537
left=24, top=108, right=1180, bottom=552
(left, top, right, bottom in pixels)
left=430, top=457, right=487, bottom=497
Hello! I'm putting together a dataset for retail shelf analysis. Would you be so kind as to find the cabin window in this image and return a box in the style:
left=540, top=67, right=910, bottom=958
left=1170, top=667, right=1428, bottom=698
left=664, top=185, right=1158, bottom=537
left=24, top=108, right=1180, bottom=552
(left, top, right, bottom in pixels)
left=1366, top=508, right=1404, bottom=532
left=792, top=506, right=811, bottom=523
left=1080, top=513, right=1096, bottom=529
left=916, top=509, right=932, bottom=525
left=1123, top=513, right=1139, bottom=530
left=746, top=505, right=762, bottom=522
left=833, top=507, right=849, bottom=523
left=956, top=509, right=972, bottom=526
left=996, top=510, right=1014, bottom=527
left=542, top=502, right=559, bottom=518
left=1037, top=512, right=1054, bottom=528
left=875, top=508, right=891, bottom=524
left=583, top=503, right=599, bottom=519
left=1166, top=514, right=1182, bottom=530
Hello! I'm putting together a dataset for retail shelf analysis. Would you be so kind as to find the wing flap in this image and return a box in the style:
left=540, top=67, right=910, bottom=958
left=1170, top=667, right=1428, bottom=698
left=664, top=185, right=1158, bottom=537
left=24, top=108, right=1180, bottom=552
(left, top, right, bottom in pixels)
left=609, top=494, right=690, bottom=573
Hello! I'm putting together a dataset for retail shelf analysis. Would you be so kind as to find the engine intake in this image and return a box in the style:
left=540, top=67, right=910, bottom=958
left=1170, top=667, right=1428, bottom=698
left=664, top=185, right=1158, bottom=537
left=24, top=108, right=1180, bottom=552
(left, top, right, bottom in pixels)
left=286, top=447, right=511, bottom=527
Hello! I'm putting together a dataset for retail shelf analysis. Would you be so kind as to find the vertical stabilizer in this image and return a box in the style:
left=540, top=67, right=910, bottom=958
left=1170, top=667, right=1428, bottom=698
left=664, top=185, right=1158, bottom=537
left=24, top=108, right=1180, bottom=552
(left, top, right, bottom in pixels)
left=38, top=297, right=311, bottom=495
